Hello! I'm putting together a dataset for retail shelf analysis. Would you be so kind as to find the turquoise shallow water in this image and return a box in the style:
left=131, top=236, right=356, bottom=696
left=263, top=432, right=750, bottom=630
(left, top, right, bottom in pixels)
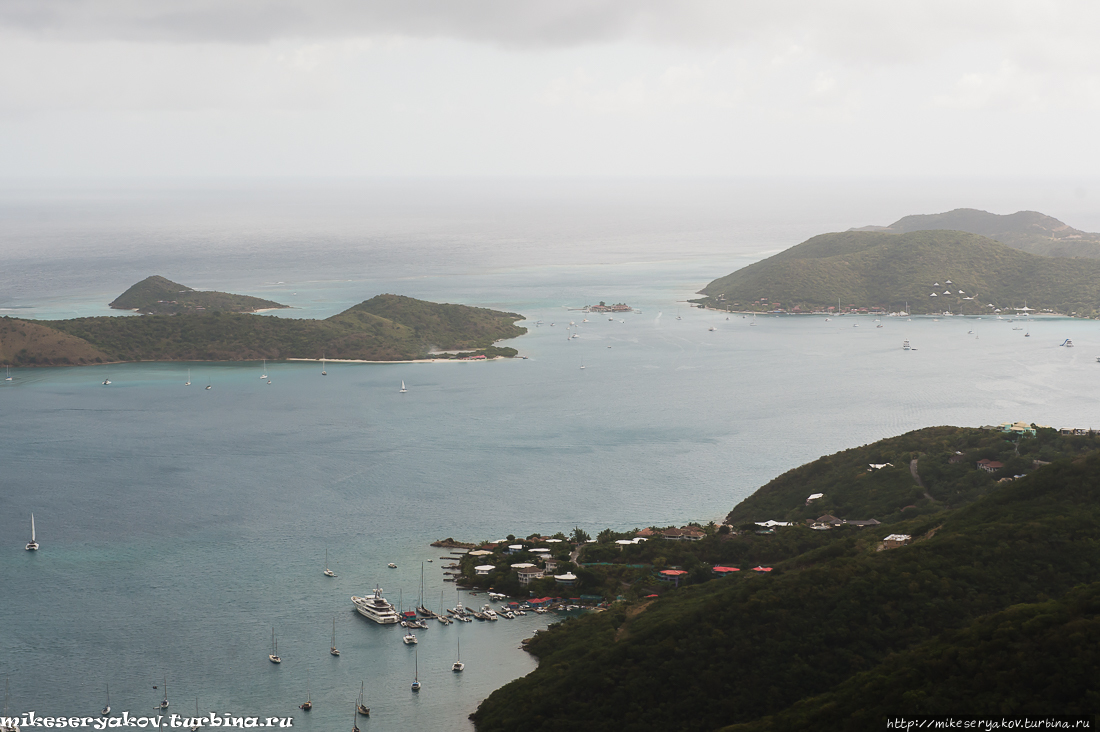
left=3, top=180, right=1100, bottom=729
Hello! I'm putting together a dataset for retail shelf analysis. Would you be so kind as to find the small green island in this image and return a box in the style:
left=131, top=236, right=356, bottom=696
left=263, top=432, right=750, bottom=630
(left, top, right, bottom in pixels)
left=465, top=424, right=1100, bottom=730
left=694, top=209, right=1100, bottom=316
left=0, top=277, right=527, bottom=366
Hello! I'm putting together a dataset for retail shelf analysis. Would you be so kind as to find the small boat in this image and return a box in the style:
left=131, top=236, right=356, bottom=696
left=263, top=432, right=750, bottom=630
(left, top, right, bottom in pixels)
left=4, top=366, right=11, bottom=381
left=357, top=681, right=370, bottom=717
left=260, top=359, right=267, bottom=379
left=708, top=326, right=717, bottom=331
left=269, top=628, right=281, bottom=664
left=190, top=698, right=200, bottom=732
left=102, top=684, right=111, bottom=716
left=324, top=549, right=337, bottom=578
left=205, top=384, right=212, bottom=390
left=902, top=340, right=911, bottom=351
left=400, top=381, right=407, bottom=393
left=321, top=355, right=327, bottom=376
left=299, top=684, right=311, bottom=712
left=185, top=368, right=191, bottom=386
left=403, top=630, right=418, bottom=645
left=26, top=513, right=38, bottom=551
left=159, top=677, right=169, bottom=709
left=1025, top=331, right=1030, bottom=337
left=1061, top=339, right=1074, bottom=347
left=331, top=617, right=340, bottom=656
left=388, top=562, right=397, bottom=568
left=452, top=639, right=464, bottom=672
left=411, top=650, right=422, bottom=692
left=103, top=378, right=111, bottom=385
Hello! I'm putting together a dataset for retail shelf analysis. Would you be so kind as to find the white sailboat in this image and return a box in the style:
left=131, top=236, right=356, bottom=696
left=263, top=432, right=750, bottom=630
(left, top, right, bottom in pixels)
left=331, top=617, right=340, bottom=656
left=190, top=699, right=200, bottom=732
left=260, top=359, right=267, bottom=379
left=321, top=355, right=327, bottom=376
left=268, top=628, right=281, bottom=664
left=452, top=639, right=464, bottom=672
left=324, top=548, right=336, bottom=578
left=159, top=677, right=169, bottom=709
left=4, top=366, right=11, bottom=381
left=400, top=381, right=407, bottom=393
left=25, top=514, right=38, bottom=551
left=411, top=649, right=421, bottom=692
left=101, top=685, right=110, bottom=716
left=185, top=369, right=191, bottom=386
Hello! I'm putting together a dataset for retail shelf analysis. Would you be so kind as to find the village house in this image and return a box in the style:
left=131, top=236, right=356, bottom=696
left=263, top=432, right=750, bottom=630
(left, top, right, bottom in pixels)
left=882, top=534, right=911, bottom=549
left=977, top=459, right=1003, bottom=473
left=516, top=567, right=544, bottom=586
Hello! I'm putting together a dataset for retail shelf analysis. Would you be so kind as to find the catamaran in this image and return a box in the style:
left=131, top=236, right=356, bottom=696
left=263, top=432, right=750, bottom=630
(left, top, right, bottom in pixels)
left=269, top=629, right=281, bottom=664
left=26, top=514, right=38, bottom=551
left=452, top=639, right=464, bottom=672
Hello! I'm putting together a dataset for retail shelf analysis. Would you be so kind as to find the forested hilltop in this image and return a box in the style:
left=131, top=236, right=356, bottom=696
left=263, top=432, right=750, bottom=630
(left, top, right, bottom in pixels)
left=1, top=292, right=526, bottom=365
left=695, top=229, right=1100, bottom=316
left=471, top=426, right=1100, bottom=731
left=854, top=208, right=1100, bottom=259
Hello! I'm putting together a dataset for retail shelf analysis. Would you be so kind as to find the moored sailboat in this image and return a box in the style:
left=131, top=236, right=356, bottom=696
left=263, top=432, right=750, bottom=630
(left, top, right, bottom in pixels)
left=268, top=629, right=281, bottom=664
left=356, top=681, right=369, bottom=717
left=452, top=639, right=464, bottom=672
left=324, top=548, right=336, bottom=578
left=26, top=514, right=38, bottom=551
left=101, top=684, right=110, bottom=716
left=331, top=617, right=340, bottom=656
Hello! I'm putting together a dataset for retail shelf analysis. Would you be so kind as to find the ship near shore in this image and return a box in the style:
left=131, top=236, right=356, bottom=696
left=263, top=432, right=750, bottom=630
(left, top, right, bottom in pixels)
left=351, top=587, right=400, bottom=624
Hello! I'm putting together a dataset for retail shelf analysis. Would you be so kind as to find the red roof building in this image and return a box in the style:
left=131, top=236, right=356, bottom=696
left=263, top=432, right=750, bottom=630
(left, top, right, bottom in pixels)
left=712, top=566, right=740, bottom=575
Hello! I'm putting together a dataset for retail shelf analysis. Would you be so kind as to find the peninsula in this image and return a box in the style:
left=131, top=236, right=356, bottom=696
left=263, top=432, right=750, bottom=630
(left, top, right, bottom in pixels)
left=1, top=279, right=527, bottom=366
left=694, top=225, right=1100, bottom=316
left=470, top=425, right=1100, bottom=730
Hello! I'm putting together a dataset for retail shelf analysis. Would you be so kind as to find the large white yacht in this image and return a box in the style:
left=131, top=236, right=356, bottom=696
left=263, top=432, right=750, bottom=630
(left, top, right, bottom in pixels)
left=351, top=587, right=400, bottom=624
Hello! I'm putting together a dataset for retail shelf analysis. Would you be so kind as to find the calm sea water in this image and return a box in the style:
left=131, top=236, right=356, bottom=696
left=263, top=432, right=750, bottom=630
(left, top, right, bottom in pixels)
left=2, top=179, right=1099, bottom=729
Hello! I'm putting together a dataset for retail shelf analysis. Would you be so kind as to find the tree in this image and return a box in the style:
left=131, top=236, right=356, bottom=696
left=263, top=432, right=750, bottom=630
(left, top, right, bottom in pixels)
left=571, top=526, right=591, bottom=544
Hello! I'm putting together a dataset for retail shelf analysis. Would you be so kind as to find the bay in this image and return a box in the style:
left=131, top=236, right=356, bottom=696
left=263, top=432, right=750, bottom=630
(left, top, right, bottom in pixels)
left=2, top=178, right=1099, bottom=730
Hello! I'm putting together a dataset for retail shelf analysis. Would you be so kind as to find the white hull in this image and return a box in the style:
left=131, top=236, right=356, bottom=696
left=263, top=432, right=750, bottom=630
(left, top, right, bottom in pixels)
left=352, top=590, right=400, bottom=624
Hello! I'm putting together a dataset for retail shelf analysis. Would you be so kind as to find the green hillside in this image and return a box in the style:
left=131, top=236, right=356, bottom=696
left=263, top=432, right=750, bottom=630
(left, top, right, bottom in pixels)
left=3, top=294, right=526, bottom=365
left=110, top=275, right=287, bottom=314
left=855, top=208, right=1100, bottom=259
left=470, top=428, right=1100, bottom=731
left=696, top=229, right=1100, bottom=315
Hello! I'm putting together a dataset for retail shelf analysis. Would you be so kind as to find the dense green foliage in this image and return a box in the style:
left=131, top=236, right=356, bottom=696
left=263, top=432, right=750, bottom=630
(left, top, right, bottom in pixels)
left=471, top=429, right=1100, bottom=731
left=727, top=425, right=1100, bottom=525
left=696, top=229, right=1100, bottom=316
left=723, top=582, right=1100, bottom=730
left=880, top=208, right=1100, bottom=259
left=109, top=275, right=286, bottom=314
left=14, top=294, right=526, bottom=363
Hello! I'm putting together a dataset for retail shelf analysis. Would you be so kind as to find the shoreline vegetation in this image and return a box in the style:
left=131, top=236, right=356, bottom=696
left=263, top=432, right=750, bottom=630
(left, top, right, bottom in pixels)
left=466, top=425, right=1100, bottom=730
left=0, top=278, right=527, bottom=367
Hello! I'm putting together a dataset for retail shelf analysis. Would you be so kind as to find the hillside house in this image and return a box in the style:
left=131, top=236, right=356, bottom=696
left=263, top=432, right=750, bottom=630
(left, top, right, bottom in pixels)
left=977, top=459, right=1003, bottom=473
left=882, top=534, right=911, bottom=549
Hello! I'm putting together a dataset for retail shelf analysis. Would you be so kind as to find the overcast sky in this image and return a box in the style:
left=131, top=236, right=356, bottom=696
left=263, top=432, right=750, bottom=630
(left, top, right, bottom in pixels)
left=1, top=1, right=1098, bottom=177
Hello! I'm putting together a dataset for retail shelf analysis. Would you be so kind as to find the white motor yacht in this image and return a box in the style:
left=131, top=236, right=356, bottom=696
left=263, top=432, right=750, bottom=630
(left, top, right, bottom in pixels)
left=351, top=587, right=400, bottom=624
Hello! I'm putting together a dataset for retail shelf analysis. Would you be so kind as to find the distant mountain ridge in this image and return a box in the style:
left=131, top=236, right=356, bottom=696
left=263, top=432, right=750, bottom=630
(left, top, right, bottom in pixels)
left=850, top=208, right=1100, bottom=258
